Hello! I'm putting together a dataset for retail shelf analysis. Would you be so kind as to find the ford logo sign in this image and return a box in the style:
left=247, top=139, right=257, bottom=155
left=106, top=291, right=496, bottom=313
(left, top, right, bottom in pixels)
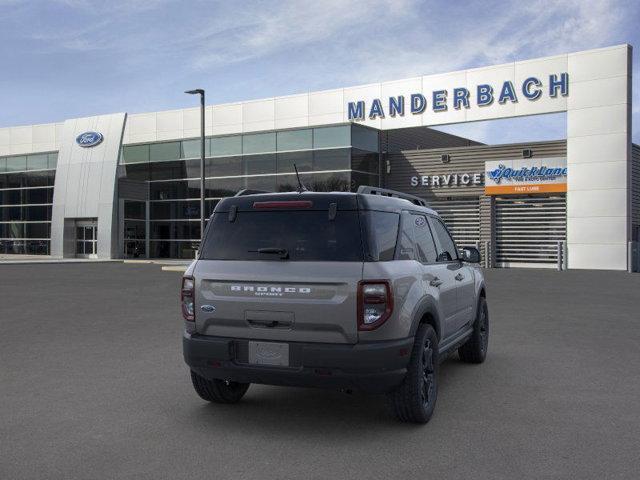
left=76, top=131, right=103, bottom=148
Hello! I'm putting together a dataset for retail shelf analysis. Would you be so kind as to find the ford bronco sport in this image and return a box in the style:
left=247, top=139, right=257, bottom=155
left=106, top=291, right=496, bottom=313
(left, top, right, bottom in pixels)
left=182, top=186, right=488, bottom=423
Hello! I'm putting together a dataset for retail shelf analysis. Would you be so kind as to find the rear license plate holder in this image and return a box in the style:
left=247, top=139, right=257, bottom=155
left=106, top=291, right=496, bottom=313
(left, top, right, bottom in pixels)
left=248, top=341, right=290, bottom=367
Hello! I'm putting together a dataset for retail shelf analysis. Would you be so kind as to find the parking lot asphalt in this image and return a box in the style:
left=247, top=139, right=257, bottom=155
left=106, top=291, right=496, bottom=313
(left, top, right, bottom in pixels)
left=1, top=263, right=639, bottom=480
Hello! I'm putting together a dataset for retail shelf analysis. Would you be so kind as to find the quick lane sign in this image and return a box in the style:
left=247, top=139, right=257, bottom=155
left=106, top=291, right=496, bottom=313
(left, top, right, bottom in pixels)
left=484, top=157, right=567, bottom=195
left=348, top=73, right=569, bottom=120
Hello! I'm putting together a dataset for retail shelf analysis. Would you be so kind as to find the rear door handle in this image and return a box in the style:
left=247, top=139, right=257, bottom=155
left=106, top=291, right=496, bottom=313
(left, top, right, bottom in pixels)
left=455, top=273, right=464, bottom=281
left=429, top=277, right=443, bottom=287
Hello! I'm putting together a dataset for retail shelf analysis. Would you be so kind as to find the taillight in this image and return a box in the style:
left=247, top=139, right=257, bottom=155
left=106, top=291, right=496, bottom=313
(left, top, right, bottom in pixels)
left=357, top=280, right=393, bottom=331
left=181, top=276, right=195, bottom=321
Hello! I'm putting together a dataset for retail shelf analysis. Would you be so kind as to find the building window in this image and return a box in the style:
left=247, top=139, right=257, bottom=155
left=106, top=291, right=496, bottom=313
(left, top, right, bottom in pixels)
left=211, top=136, right=242, bottom=157
left=351, top=125, right=380, bottom=153
left=313, top=126, right=350, bottom=149
left=0, top=152, right=57, bottom=256
left=277, top=129, right=312, bottom=151
left=243, top=133, right=276, bottom=154
left=313, top=148, right=350, bottom=171
left=118, top=126, right=370, bottom=259
left=150, top=142, right=181, bottom=162
left=122, top=144, right=150, bottom=164
left=277, top=150, right=313, bottom=174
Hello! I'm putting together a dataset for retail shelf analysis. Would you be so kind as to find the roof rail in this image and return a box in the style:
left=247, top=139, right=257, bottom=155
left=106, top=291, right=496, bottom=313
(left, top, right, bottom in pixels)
left=357, top=185, right=428, bottom=207
left=234, top=189, right=269, bottom=197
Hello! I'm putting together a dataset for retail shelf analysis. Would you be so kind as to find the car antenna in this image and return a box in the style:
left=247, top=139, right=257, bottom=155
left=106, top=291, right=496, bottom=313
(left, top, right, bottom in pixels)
left=293, top=163, right=308, bottom=193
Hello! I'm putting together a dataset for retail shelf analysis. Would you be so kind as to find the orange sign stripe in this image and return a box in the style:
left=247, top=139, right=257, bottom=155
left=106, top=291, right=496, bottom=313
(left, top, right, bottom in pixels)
left=484, top=183, right=567, bottom=195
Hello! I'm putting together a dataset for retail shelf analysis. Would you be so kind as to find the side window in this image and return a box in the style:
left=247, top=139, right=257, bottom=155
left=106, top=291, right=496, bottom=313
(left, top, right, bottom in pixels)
left=412, top=214, right=438, bottom=263
left=396, top=212, right=416, bottom=260
left=428, top=217, right=458, bottom=262
left=364, top=211, right=399, bottom=261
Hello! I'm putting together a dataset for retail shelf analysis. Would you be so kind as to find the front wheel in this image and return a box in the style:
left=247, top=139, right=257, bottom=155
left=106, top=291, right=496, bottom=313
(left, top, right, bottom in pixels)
left=458, top=296, right=489, bottom=364
left=190, top=370, right=250, bottom=404
left=387, top=324, right=438, bottom=423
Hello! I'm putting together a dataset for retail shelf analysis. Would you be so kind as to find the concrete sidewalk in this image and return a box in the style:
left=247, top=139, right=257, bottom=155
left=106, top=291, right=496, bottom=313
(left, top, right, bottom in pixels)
left=0, top=255, right=119, bottom=265
left=0, top=255, right=192, bottom=266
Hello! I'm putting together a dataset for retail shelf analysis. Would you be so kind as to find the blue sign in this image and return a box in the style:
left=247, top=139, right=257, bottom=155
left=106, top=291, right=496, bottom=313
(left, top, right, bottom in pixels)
left=76, top=131, right=104, bottom=148
left=487, top=164, right=567, bottom=184
left=348, top=73, right=569, bottom=120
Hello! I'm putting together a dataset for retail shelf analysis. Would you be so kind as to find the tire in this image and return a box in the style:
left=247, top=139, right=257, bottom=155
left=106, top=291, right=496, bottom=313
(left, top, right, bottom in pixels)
left=387, top=324, right=438, bottom=424
left=458, top=296, right=489, bottom=364
left=190, top=370, right=250, bottom=404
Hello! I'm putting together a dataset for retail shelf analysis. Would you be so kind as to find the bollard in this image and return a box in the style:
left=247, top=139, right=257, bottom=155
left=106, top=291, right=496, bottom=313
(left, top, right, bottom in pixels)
left=557, top=241, right=563, bottom=271
left=484, top=241, right=490, bottom=269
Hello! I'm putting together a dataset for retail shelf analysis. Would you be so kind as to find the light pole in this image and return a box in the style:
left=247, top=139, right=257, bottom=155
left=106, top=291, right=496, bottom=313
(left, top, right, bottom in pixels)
left=185, top=89, right=205, bottom=247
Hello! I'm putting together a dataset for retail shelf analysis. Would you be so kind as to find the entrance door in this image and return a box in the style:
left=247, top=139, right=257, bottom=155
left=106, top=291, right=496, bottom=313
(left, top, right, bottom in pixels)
left=76, top=221, right=98, bottom=258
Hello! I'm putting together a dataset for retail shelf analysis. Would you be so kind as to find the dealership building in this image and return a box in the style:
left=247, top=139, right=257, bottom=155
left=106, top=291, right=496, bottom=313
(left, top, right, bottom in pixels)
left=0, top=44, right=638, bottom=271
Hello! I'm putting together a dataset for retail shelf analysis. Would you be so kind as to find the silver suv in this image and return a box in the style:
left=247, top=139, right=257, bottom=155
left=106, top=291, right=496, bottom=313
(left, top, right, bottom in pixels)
left=182, top=186, right=488, bottom=423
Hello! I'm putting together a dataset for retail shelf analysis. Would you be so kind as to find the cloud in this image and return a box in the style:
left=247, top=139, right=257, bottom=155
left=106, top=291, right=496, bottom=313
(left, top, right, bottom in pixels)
left=1, top=0, right=638, bottom=142
left=189, top=0, right=414, bottom=70
left=334, top=0, right=629, bottom=83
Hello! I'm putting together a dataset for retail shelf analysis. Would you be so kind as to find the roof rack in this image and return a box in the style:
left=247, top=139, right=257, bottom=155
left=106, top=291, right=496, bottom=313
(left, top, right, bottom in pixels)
left=234, top=189, right=269, bottom=197
left=357, top=185, right=428, bottom=207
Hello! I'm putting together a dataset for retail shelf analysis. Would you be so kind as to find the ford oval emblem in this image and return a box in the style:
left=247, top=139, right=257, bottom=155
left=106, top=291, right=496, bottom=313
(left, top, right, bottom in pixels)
left=76, top=131, right=103, bottom=148
left=200, top=304, right=216, bottom=312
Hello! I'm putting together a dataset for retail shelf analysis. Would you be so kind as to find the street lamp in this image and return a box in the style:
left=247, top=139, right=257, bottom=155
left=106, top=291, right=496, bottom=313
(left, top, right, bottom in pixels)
left=184, top=89, right=206, bottom=250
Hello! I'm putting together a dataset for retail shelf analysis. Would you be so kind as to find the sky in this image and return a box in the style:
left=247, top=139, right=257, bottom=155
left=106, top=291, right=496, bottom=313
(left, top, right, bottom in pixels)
left=0, top=0, right=638, bottom=144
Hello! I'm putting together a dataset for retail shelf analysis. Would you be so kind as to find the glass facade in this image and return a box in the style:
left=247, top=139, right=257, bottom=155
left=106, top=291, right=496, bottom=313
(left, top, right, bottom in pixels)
left=0, top=152, right=57, bottom=255
left=118, top=124, right=380, bottom=259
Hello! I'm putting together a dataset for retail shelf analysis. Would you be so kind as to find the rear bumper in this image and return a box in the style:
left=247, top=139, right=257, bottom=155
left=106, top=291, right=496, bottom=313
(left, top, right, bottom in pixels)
left=183, top=333, right=414, bottom=394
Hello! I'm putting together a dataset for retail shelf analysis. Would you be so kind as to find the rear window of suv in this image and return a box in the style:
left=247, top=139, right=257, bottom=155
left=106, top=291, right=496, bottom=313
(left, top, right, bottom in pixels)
left=200, top=211, right=364, bottom=261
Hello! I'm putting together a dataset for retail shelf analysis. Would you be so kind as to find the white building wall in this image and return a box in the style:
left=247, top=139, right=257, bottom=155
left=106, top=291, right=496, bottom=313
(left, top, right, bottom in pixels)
left=0, top=122, right=64, bottom=156
left=566, top=46, right=632, bottom=270
left=0, top=45, right=632, bottom=269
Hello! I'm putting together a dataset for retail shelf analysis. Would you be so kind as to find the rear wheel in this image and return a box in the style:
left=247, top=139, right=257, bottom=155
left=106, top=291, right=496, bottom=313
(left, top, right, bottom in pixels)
left=387, top=324, right=438, bottom=424
left=458, top=296, right=489, bottom=364
left=190, top=370, right=250, bottom=404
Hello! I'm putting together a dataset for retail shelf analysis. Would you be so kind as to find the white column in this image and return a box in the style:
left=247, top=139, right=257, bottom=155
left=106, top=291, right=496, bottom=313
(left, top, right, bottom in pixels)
left=566, top=45, right=632, bottom=270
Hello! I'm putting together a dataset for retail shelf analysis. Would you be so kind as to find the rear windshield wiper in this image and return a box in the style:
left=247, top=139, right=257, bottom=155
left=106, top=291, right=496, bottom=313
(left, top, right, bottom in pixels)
left=248, top=247, right=289, bottom=259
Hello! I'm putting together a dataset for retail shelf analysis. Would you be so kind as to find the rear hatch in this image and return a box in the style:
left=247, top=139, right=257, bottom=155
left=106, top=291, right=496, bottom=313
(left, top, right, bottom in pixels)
left=193, top=194, right=363, bottom=344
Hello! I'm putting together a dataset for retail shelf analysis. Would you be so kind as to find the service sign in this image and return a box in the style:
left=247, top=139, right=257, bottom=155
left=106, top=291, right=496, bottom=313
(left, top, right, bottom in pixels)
left=484, top=157, right=567, bottom=195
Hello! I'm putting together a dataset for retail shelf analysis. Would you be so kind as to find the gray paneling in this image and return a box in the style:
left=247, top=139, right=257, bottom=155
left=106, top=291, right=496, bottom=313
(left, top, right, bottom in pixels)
left=495, top=195, right=567, bottom=266
left=382, top=126, right=482, bottom=153
left=50, top=113, right=127, bottom=258
left=384, top=139, right=567, bottom=268
left=427, top=197, right=480, bottom=248
left=479, top=195, right=494, bottom=266
left=384, top=139, right=567, bottom=199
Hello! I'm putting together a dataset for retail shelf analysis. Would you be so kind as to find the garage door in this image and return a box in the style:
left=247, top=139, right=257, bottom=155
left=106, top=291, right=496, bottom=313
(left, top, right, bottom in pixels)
left=429, top=197, right=480, bottom=248
left=495, top=195, right=567, bottom=267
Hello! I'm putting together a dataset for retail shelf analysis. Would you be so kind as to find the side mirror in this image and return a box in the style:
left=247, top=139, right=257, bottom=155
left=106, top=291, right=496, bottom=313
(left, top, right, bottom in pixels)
left=436, top=251, right=452, bottom=262
left=461, top=247, right=481, bottom=264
